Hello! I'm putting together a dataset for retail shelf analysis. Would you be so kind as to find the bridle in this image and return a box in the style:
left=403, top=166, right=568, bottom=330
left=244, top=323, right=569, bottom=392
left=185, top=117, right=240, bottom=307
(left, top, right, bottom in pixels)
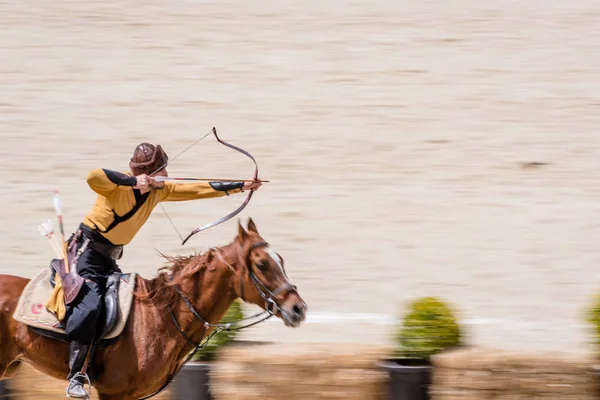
left=242, top=240, right=298, bottom=315
left=140, top=239, right=299, bottom=400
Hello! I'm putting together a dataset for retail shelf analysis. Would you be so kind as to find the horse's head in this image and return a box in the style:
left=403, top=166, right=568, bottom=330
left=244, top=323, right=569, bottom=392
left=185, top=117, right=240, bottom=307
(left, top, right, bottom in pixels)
left=234, top=218, right=307, bottom=328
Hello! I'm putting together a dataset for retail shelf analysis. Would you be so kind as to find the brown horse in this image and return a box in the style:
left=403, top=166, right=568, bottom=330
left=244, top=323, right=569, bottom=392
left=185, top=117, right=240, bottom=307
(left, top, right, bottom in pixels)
left=0, top=218, right=307, bottom=399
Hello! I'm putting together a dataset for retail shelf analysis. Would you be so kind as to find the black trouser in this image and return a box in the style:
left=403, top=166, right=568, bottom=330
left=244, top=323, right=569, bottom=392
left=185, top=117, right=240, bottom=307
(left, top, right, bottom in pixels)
left=62, top=226, right=123, bottom=384
left=64, top=229, right=122, bottom=345
left=65, top=278, right=103, bottom=345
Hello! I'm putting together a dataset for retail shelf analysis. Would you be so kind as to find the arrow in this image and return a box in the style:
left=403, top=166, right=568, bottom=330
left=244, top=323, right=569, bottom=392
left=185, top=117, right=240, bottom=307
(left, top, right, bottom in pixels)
left=52, top=191, right=71, bottom=273
left=154, top=176, right=269, bottom=183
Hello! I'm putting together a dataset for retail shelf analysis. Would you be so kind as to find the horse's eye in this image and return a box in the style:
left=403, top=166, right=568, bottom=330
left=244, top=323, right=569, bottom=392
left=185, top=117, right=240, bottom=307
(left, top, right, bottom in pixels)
left=257, top=261, right=268, bottom=271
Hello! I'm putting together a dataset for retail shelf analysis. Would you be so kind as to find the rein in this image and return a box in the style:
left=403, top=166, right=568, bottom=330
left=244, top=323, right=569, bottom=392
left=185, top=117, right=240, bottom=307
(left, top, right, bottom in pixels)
left=139, top=240, right=297, bottom=400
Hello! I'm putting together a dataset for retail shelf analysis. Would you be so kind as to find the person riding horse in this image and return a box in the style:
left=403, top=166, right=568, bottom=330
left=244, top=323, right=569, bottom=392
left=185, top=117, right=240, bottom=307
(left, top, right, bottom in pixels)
left=61, top=143, right=261, bottom=398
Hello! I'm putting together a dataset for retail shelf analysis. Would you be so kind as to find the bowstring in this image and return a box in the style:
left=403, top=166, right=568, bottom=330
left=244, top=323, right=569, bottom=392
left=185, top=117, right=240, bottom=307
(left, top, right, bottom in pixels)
left=149, top=130, right=213, bottom=177
left=159, top=203, right=184, bottom=242
left=153, top=129, right=214, bottom=244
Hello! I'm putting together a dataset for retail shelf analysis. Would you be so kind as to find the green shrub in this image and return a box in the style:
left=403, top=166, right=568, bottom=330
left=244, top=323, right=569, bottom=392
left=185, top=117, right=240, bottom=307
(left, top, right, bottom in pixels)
left=193, top=299, right=244, bottom=362
left=586, top=293, right=600, bottom=356
left=394, top=296, right=463, bottom=360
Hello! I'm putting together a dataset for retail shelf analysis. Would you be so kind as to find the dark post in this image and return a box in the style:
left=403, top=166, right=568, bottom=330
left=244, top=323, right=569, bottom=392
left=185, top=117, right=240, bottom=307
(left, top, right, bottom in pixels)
left=0, top=381, right=11, bottom=399
left=172, top=363, right=212, bottom=400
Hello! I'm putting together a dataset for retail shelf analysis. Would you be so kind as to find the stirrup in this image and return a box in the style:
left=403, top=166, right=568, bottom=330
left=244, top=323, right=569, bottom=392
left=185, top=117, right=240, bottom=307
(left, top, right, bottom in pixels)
left=66, top=372, right=92, bottom=399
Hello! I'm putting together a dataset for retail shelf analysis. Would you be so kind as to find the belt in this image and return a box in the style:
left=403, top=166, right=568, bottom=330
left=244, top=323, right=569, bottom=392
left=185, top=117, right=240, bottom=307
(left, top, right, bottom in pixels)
left=91, top=240, right=123, bottom=261
left=77, top=224, right=124, bottom=261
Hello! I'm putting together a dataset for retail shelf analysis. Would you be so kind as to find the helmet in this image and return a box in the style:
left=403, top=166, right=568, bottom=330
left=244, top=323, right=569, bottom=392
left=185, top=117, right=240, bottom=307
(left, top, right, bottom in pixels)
left=129, top=143, right=168, bottom=176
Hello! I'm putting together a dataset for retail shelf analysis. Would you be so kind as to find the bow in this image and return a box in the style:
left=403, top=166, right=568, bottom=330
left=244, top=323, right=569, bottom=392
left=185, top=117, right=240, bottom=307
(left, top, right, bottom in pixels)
left=181, top=127, right=259, bottom=245
left=153, top=127, right=260, bottom=246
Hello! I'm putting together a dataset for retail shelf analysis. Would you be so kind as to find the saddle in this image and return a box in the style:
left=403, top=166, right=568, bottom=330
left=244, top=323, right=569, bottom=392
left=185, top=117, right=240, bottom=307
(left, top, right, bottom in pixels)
left=48, top=268, right=122, bottom=339
left=13, top=267, right=137, bottom=347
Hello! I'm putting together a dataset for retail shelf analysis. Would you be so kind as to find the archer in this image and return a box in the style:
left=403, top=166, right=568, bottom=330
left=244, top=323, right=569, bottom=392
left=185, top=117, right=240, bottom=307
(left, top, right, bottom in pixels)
left=55, top=142, right=261, bottom=398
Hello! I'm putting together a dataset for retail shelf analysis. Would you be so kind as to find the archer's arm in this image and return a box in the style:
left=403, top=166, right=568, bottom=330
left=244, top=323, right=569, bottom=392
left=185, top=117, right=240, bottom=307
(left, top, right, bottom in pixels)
left=87, top=169, right=137, bottom=197
left=159, top=181, right=244, bottom=202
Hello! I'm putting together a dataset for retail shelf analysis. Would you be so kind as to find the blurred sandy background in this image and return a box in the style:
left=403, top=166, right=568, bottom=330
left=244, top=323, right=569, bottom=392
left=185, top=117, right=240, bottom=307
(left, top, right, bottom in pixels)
left=0, top=0, right=599, bottom=355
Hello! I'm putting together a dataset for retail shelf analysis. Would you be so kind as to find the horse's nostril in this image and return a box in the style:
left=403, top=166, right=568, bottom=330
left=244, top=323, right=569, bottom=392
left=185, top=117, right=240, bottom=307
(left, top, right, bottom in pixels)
left=292, top=304, right=303, bottom=317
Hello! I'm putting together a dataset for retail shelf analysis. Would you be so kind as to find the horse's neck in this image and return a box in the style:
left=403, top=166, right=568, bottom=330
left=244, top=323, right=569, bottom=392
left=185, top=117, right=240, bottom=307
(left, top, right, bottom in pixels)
left=171, top=242, right=242, bottom=345
left=127, top=242, right=244, bottom=384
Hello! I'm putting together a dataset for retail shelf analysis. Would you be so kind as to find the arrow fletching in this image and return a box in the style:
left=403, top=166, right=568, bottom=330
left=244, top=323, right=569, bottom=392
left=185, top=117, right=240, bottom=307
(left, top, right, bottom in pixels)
left=53, top=191, right=63, bottom=216
left=37, top=225, right=48, bottom=237
left=37, top=220, right=55, bottom=236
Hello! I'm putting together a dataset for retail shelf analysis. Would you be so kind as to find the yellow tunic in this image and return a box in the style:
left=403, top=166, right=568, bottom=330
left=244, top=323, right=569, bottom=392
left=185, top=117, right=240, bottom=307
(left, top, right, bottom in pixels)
left=81, top=169, right=242, bottom=245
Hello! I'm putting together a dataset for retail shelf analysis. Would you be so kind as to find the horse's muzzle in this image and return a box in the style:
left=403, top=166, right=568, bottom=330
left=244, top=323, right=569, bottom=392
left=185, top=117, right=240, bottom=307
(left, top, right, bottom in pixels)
left=280, top=296, right=308, bottom=328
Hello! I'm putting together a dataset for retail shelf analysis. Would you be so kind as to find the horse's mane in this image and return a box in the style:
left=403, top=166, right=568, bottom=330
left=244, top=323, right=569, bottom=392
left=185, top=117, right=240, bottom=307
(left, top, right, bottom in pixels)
left=134, top=249, right=216, bottom=310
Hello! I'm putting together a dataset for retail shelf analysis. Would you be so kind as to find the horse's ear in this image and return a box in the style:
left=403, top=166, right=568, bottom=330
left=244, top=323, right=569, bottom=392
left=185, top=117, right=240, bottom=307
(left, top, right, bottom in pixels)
left=237, top=218, right=248, bottom=241
left=247, top=217, right=258, bottom=234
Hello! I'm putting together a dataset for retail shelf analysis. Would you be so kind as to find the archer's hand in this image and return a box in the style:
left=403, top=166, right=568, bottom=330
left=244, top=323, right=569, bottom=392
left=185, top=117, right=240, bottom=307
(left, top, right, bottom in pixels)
left=134, top=174, right=160, bottom=191
left=243, top=181, right=262, bottom=191
left=134, top=174, right=149, bottom=190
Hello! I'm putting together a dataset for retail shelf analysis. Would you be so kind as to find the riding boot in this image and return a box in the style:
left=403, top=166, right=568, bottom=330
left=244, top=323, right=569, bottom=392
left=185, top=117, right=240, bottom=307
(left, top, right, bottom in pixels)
left=66, top=341, right=90, bottom=399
